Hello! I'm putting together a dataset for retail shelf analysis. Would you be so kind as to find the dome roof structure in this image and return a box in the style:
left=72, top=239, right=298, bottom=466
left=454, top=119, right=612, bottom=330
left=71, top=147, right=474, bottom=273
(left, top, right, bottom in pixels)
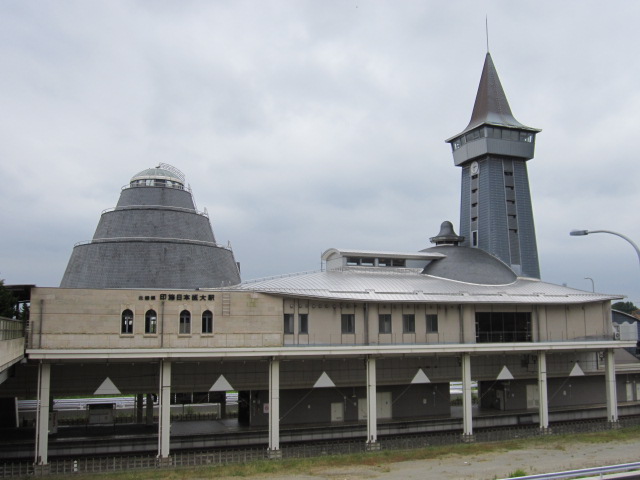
left=130, top=164, right=185, bottom=188
left=60, top=164, right=241, bottom=289
left=420, top=221, right=517, bottom=285
left=420, top=244, right=517, bottom=285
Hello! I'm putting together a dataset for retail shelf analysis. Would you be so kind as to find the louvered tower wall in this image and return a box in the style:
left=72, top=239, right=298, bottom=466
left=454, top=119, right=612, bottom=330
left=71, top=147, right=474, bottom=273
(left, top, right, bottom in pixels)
left=446, top=53, right=541, bottom=278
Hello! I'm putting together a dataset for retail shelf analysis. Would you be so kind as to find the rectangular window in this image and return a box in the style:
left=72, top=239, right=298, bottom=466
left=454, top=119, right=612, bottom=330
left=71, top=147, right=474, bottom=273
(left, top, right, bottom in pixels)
left=284, top=313, right=294, bottom=334
left=379, top=314, right=392, bottom=334
left=402, top=314, right=415, bottom=333
left=298, top=313, right=308, bottom=334
left=472, top=230, right=478, bottom=247
left=341, top=314, right=355, bottom=334
left=475, top=312, right=532, bottom=343
left=426, top=314, right=438, bottom=333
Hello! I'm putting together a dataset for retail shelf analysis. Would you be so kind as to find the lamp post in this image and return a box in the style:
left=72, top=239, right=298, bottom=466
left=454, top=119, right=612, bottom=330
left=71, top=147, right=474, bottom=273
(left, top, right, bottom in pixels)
left=584, top=277, right=595, bottom=292
left=570, top=229, right=640, bottom=266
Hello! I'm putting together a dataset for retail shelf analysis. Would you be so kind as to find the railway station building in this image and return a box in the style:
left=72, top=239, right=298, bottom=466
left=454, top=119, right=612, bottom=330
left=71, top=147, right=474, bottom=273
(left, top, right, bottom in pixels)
left=1, top=52, right=639, bottom=465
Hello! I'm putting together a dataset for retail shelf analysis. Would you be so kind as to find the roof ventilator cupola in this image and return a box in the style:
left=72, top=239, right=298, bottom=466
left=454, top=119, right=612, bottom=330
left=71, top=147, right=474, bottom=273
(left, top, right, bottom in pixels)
left=430, top=221, right=464, bottom=246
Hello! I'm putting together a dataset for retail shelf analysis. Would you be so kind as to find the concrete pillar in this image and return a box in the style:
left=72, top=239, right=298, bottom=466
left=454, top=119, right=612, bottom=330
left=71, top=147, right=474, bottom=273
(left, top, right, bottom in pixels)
left=157, top=359, right=172, bottom=459
left=537, top=352, right=549, bottom=432
left=605, top=349, right=618, bottom=424
left=146, top=393, right=154, bottom=424
left=220, top=394, right=227, bottom=419
left=268, top=358, right=280, bottom=457
left=461, top=353, right=473, bottom=440
left=366, top=356, right=378, bottom=447
left=34, top=363, right=51, bottom=465
left=461, top=306, right=476, bottom=343
left=136, top=394, right=144, bottom=423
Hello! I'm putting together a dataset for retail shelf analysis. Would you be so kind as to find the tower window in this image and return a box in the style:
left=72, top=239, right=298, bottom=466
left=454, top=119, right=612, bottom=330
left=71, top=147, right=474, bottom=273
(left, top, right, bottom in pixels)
left=519, top=132, right=534, bottom=143
left=472, top=230, right=478, bottom=247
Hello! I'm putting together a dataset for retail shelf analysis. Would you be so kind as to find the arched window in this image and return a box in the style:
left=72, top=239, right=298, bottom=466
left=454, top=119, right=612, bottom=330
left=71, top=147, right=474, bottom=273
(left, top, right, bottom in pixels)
left=202, top=310, right=213, bottom=334
left=145, top=309, right=157, bottom=334
left=121, top=309, right=134, bottom=334
left=179, top=310, right=191, bottom=334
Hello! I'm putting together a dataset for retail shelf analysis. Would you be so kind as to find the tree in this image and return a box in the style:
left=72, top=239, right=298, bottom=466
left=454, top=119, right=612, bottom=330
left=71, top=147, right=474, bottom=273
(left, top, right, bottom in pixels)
left=0, top=279, right=18, bottom=318
left=612, top=301, right=638, bottom=315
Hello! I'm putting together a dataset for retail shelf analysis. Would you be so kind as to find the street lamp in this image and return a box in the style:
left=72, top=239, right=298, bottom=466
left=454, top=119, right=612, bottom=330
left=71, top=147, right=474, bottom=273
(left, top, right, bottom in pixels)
left=570, top=229, right=640, bottom=266
left=584, top=277, right=595, bottom=292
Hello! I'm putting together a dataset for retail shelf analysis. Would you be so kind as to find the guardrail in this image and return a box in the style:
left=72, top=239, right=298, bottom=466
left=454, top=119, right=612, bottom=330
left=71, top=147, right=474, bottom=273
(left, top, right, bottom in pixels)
left=499, top=461, right=640, bottom=479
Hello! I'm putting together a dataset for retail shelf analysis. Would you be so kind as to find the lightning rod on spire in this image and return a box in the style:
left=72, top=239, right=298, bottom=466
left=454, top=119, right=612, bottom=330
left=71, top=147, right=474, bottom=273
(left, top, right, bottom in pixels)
left=486, top=16, right=490, bottom=53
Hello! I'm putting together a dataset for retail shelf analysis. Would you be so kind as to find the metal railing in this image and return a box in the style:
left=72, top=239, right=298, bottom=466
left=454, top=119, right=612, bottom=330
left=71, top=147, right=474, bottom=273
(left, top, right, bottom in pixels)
left=3, top=417, right=640, bottom=478
left=0, top=318, right=24, bottom=341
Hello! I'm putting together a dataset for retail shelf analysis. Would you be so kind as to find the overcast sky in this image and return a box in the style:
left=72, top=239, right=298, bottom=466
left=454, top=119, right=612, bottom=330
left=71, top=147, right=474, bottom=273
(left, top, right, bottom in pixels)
left=2, top=1, right=640, bottom=305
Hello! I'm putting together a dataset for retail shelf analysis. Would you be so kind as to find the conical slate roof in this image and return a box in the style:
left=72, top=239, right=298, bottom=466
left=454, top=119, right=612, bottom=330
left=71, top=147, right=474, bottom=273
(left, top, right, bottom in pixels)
left=447, top=53, right=540, bottom=140
left=60, top=164, right=241, bottom=289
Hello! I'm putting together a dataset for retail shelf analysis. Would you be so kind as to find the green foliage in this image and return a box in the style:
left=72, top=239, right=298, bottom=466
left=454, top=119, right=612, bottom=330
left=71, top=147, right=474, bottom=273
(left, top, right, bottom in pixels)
left=0, top=279, right=18, bottom=318
left=40, top=426, right=640, bottom=480
left=613, top=301, right=638, bottom=314
left=508, top=468, right=527, bottom=477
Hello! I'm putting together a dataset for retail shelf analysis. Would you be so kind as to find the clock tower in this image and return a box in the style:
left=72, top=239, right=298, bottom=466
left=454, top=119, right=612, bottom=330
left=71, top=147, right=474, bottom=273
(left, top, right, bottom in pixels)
left=446, top=53, right=541, bottom=278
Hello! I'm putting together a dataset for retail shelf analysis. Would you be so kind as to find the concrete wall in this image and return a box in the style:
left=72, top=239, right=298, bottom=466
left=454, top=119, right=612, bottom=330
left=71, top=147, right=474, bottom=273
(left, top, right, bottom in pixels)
left=30, top=288, right=282, bottom=350
left=29, top=288, right=614, bottom=351
left=249, top=383, right=450, bottom=427
left=0, top=337, right=24, bottom=373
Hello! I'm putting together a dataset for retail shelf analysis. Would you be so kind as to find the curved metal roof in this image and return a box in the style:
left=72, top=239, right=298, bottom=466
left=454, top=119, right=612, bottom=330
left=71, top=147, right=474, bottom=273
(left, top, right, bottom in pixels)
left=231, top=267, right=621, bottom=305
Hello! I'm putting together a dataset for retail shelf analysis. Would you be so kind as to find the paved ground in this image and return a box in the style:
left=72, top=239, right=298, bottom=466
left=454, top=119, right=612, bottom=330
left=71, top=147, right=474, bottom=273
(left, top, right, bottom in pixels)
left=222, top=437, right=640, bottom=480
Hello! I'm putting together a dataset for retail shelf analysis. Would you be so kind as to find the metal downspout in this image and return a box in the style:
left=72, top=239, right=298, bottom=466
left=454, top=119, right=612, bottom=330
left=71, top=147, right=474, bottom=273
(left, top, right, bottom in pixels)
left=160, top=300, right=165, bottom=348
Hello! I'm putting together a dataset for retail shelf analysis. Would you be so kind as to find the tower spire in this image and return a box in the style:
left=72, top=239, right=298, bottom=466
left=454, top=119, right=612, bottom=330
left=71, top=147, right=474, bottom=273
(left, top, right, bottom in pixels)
left=445, top=53, right=541, bottom=279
